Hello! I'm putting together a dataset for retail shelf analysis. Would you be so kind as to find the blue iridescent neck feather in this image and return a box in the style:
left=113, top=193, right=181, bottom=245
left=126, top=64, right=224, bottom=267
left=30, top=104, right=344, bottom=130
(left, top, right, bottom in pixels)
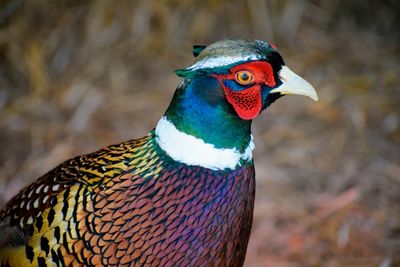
left=164, top=76, right=252, bottom=153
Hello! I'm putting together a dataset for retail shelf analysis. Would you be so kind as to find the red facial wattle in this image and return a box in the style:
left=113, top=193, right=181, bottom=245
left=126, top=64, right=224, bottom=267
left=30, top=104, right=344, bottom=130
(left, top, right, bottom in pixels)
left=215, top=61, right=276, bottom=120
left=223, top=85, right=262, bottom=120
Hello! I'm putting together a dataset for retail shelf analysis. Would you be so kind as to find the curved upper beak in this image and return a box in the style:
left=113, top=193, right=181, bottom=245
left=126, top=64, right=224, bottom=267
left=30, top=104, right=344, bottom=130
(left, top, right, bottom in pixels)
left=269, top=66, right=319, bottom=101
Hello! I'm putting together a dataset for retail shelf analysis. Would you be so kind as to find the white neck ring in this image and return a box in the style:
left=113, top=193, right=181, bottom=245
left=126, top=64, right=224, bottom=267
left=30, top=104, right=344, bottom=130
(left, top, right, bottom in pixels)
left=155, top=117, right=254, bottom=170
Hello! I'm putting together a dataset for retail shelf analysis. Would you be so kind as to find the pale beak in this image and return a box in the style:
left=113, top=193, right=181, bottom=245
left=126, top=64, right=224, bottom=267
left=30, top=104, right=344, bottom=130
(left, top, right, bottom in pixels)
left=269, top=66, right=319, bottom=101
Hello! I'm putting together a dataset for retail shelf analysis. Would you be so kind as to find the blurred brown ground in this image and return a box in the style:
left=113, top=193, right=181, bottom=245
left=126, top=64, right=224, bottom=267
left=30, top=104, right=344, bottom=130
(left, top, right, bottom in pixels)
left=0, top=0, right=399, bottom=266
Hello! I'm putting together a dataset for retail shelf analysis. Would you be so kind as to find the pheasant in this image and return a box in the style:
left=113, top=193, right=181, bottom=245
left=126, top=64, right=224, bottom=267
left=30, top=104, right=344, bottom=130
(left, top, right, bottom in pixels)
left=0, top=39, right=318, bottom=267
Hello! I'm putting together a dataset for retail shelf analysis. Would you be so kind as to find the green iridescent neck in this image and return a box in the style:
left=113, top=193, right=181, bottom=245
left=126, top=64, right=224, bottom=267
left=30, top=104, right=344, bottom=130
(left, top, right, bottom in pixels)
left=164, top=76, right=252, bottom=152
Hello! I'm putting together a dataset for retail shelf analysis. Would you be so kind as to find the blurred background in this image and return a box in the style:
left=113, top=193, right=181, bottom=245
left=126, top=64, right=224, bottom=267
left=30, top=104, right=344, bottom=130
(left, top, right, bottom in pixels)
left=0, top=0, right=399, bottom=266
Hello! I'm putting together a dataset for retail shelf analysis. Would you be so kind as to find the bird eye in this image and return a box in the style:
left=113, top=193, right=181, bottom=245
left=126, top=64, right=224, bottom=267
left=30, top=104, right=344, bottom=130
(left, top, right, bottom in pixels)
left=235, top=71, right=253, bottom=85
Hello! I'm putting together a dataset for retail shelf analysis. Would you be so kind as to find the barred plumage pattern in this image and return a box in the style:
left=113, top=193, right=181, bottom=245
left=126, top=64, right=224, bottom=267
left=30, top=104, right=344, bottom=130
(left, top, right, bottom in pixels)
left=0, top=131, right=255, bottom=267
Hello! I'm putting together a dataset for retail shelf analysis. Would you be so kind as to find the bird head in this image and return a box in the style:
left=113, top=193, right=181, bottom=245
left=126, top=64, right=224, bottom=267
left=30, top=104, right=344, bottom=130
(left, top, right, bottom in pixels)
left=175, top=39, right=318, bottom=120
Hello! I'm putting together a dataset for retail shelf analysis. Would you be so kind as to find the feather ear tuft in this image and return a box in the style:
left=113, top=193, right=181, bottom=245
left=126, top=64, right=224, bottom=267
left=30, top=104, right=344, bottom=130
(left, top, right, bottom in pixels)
left=175, top=68, right=196, bottom=78
left=192, top=45, right=207, bottom=57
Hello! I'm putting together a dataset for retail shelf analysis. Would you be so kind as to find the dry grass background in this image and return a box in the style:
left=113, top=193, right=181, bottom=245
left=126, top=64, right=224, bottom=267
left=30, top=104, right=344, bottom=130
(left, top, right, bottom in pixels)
left=0, top=0, right=399, bottom=266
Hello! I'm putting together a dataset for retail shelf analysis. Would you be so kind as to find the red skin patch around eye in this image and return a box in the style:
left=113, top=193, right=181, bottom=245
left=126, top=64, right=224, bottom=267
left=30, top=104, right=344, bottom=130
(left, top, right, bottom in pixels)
left=223, top=85, right=262, bottom=120
left=214, top=61, right=276, bottom=120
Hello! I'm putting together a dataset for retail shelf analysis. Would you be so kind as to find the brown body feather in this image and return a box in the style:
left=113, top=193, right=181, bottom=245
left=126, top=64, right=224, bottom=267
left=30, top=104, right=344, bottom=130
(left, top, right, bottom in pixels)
left=0, top=132, right=255, bottom=267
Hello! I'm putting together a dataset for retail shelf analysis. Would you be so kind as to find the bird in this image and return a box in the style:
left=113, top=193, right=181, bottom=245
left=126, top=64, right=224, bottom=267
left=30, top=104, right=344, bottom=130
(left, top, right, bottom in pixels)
left=0, top=39, right=318, bottom=267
